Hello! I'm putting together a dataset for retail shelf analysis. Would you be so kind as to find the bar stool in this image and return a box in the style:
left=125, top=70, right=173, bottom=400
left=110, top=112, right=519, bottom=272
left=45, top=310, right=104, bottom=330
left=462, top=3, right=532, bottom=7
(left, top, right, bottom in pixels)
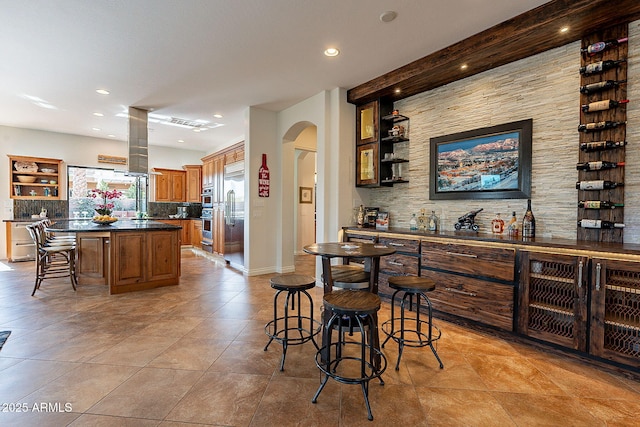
left=381, top=276, right=443, bottom=370
left=327, top=264, right=370, bottom=289
left=264, top=274, right=321, bottom=371
left=312, top=289, right=387, bottom=421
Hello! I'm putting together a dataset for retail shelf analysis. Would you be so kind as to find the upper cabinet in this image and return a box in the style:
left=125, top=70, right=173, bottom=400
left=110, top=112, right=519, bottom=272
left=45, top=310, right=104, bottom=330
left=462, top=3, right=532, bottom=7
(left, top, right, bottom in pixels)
left=9, top=155, right=63, bottom=199
left=153, top=168, right=186, bottom=202
left=355, top=99, right=410, bottom=187
left=183, top=165, right=202, bottom=203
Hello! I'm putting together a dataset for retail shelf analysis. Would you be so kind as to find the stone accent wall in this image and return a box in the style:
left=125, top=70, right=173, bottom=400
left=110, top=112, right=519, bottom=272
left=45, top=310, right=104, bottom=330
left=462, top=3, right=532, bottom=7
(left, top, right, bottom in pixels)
left=367, top=20, right=639, bottom=242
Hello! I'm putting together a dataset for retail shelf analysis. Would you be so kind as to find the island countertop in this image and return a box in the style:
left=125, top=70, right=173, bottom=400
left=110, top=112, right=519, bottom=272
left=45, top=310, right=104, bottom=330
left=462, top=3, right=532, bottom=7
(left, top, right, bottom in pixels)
left=46, top=219, right=182, bottom=232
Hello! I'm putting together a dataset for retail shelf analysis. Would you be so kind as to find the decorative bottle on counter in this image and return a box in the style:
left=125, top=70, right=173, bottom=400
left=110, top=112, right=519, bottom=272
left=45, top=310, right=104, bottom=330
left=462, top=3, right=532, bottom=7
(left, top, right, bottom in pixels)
left=580, top=140, right=627, bottom=152
left=576, top=161, right=624, bottom=171
left=579, top=60, right=626, bottom=76
left=522, top=200, right=535, bottom=238
left=357, top=205, right=365, bottom=227
left=428, top=210, right=439, bottom=232
left=581, top=37, right=628, bottom=56
left=409, top=213, right=418, bottom=231
left=578, top=121, right=626, bottom=132
left=581, top=99, right=629, bottom=113
left=507, top=211, right=518, bottom=236
left=578, top=219, right=625, bottom=229
left=576, top=180, right=624, bottom=190
left=580, top=80, right=626, bottom=94
left=578, top=200, right=624, bottom=209
left=491, top=213, right=504, bottom=234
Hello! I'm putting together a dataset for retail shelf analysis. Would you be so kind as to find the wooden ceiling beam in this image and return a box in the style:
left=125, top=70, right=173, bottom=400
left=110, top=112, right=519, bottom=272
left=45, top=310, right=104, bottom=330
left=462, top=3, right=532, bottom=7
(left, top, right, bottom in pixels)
left=347, top=0, right=640, bottom=105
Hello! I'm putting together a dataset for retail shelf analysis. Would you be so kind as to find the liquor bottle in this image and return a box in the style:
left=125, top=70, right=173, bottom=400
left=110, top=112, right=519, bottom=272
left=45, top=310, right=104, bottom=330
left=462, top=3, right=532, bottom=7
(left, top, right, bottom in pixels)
left=581, top=99, right=629, bottom=113
left=576, top=180, right=624, bottom=190
left=578, top=200, right=624, bottom=209
left=576, top=161, right=624, bottom=171
left=507, top=211, right=518, bottom=236
left=522, top=200, right=535, bottom=238
left=578, top=121, right=626, bottom=132
left=491, top=213, right=504, bottom=234
left=258, top=153, right=270, bottom=197
left=579, top=60, right=626, bottom=76
left=580, top=80, right=627, bottom=94
left=581, top=37, right=628, bottom=56
left=580, top=140, right=627, bottom=152
left=409, top=213, right=418, bottom=231
left=578, top=219, right=625, bottom=229
left=428, top=210, right=439, bottom=232
left=357, top=205, right=365, bottom=227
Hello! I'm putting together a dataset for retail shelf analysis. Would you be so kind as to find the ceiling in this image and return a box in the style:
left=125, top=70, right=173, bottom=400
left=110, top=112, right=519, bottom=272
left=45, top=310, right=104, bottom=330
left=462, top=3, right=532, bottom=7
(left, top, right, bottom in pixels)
left=0, top=0, right=550, bottom=153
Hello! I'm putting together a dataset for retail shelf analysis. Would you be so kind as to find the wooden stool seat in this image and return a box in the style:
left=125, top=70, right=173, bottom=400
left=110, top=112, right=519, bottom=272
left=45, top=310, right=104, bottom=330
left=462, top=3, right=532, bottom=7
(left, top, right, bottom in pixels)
left=270, top=273, right=316, bottom=291
left=323, top=289, right=380, bottom=315
left=387, top=276, right=436, bottom=293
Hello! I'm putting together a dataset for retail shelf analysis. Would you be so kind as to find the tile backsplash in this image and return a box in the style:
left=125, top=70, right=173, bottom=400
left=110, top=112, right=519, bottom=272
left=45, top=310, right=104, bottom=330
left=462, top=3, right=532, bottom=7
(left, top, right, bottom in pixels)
left=12, top=200, right=202, bottom=219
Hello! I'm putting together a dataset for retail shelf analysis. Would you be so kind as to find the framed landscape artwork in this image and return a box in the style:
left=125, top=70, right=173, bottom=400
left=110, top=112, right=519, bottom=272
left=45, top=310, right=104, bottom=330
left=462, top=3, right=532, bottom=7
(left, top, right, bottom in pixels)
left=429, top=119, right=532, bottom=200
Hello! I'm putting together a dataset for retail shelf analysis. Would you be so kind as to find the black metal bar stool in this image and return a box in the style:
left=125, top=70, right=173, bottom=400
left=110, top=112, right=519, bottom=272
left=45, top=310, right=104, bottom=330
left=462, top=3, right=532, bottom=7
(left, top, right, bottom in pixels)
left=381, top=276, right=444, bottom=370
left=264, top=274, right=321, bottom=371
left=312, top=289, right=387, bottom=421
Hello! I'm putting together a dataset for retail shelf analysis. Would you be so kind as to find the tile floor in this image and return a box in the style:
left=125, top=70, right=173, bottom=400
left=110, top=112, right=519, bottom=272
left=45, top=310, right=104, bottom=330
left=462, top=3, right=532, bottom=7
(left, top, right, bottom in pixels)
left=1, top=250, right=639, bottom=426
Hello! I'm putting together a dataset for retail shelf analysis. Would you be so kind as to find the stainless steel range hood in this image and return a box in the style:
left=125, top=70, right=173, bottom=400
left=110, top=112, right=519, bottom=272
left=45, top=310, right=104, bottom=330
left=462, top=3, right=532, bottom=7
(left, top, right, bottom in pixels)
left=127, top=107, right=149, bottom=175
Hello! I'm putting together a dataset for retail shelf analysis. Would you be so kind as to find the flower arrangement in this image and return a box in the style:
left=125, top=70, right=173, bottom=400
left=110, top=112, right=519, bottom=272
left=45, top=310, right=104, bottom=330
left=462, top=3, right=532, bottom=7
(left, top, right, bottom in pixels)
left=89, top=188, right=122, bottom=216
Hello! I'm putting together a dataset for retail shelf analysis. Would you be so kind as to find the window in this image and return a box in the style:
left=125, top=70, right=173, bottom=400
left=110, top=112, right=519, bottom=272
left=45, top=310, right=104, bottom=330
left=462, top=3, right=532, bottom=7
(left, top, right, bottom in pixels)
left=67, top=166, right=148, bottom=218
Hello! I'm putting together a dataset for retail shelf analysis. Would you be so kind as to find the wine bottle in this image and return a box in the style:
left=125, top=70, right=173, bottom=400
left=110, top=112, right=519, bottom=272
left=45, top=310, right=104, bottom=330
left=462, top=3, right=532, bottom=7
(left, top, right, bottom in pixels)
left=578, top=200, right=624, bottom=209
left=581, top=37, right=628, bottom=56
left=522, top=199, right=535, bottom=238
left=576, top=161, right=624, bottom=171
left=578, top=219, right=625, bottom=229
left=576, top=180, right=624, bottom=190
left=579, top=60, right=626, bottom=76
left=578, top=121, right=626, bottom=132
left=580, top=80, right=627, bottom=94
left=581, top=99, right=629, bottom=113
left=580, top=140, right=627, bottom=152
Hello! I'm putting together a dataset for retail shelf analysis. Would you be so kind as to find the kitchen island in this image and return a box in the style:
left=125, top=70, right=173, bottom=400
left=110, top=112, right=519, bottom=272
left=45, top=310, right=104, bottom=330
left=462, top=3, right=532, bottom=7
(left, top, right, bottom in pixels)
left=47, top=219, right=181, bottom=294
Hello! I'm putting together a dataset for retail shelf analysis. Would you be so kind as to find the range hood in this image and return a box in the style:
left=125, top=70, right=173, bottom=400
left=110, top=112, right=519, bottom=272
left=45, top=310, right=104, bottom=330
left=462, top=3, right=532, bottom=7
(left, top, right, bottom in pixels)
left=127, top=106, right=149, bottom=175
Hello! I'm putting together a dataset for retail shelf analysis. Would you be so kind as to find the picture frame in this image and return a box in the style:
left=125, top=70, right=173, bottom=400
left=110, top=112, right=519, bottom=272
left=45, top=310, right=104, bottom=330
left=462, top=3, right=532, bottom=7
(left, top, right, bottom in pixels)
left=429, top=119, right=532, bottom=200
left=299, top=186, right=313, bottom=204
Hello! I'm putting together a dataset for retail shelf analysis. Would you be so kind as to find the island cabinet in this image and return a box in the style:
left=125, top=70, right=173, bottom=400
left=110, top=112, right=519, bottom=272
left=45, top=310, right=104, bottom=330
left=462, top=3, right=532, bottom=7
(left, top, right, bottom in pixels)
left=421, top=239, right=516, bottom=331
left=377, top=235, right=420, bottom=298
left=517, top=251, right=589, bottom=351
left=156, top=219, right=190, bottom=246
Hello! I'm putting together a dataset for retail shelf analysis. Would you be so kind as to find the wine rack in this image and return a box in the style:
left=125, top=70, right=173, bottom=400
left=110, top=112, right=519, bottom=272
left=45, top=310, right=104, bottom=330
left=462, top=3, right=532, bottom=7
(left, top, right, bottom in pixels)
left=577, top=24, right=628, bottom=243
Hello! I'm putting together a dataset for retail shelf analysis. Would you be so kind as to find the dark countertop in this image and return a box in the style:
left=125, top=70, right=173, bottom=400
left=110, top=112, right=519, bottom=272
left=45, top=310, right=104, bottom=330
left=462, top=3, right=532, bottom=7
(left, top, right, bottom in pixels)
left=344, top=226, right=640, bottom=256
left=4, top=216, right=202, bottom=223
left=46, top=219, right=182, bottom=232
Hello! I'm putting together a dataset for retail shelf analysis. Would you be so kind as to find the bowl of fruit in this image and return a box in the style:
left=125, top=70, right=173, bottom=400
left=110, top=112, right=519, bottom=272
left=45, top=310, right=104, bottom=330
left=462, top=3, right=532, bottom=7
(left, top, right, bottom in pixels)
left=92, top=215, right=118, bottom=225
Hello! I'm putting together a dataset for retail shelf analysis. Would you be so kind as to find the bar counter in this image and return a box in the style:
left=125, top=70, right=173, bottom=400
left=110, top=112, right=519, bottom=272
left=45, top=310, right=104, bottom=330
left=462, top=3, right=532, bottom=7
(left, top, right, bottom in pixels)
left=47, top=219, right=182, bottom=294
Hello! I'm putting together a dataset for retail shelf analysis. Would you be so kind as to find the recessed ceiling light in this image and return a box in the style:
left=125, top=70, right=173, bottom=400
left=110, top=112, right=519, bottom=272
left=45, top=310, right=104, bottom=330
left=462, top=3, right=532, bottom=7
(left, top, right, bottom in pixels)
left=394, top=88, right=401, bottom=94
left=107, top=134, right=116, bottom=138
left=178, top=139, right=184, bottom=143
left=92, top=127, right=101, bottom=131
left=324, top=48, right=339, bottom=57
left=560, top=26, right=569, bottom=33
left=461, top=64, right=468, bottom=70
left=213, top=114, right=223, bottom=119
left=379, top=11, right=397, bottom=23
left=96, top=89, right=110, bottom=95
left=93, top=112, right=104, bottom=117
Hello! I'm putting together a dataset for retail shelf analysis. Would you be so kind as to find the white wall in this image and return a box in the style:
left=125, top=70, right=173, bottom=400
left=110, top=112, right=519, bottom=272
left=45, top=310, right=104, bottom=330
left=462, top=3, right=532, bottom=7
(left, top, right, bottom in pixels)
left=296, top=150, right=316, bottom=253
left=0, top=125, right=205, bottom=259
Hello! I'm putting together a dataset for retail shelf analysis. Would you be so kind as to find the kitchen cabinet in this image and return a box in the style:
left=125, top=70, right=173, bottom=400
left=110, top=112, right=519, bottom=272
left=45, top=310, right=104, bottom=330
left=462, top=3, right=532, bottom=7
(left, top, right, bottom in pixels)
left=8, top=155, right=62, bottom=200
left=191, top=219, right=203, bottom=249
left=589, top=258, right=640, bottom=366
left=5, top=221, right=36, bottom=262
left=183, top=165, right=202, bottom=203
left=156, top=219, right=190, bottom=246
left=153, top=168, right=186, bottom=202
left=518, top=251, right=588, bottom=351
left=377, top=235, right=420, bottom=298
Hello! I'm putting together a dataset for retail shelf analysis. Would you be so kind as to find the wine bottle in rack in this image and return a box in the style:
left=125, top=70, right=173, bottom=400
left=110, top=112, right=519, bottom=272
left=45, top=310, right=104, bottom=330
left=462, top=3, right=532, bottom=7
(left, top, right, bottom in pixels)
left=580, top=140, right=627, bottom=152
left=576, top=161, right=624, bottom=171
left=576, top=180, right=624, bottom=190
left=581, top=99, right=629, bottom=113
left=580, top=80, right=627, bottom=94
left=578, top=219, right=625, bottom=229
left=581, top=37, right=628, bottom=56
left=578, top=200, right=624, bottom=209
left=578, top=121, right=626, bottom=132
left=579, top=60, right=626, bottom=76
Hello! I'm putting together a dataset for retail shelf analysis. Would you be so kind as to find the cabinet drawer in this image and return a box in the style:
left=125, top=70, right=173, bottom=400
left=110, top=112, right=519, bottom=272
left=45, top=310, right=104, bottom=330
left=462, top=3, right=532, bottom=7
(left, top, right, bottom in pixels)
left=378, top=236, right=420, bottom=254
left=421, top=270, right=514, bottom=330
left=422, top=240, right=515, bottom=282
left=344, top=231, right=377, bottom=243
left=380, top=253, right=419, bottom=275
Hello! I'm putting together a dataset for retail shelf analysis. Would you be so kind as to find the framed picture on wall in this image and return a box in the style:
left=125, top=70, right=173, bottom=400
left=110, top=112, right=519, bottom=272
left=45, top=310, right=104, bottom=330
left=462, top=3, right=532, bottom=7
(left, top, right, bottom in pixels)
left=299, top=186, right=313, bottom=204
left=429, top=119, right=532, bottom=200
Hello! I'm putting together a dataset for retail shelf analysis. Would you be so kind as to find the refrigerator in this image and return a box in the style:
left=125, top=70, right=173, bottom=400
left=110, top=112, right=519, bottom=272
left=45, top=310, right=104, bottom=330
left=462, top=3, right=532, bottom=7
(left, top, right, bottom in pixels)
left=223, top=161, right=244, bottom=268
